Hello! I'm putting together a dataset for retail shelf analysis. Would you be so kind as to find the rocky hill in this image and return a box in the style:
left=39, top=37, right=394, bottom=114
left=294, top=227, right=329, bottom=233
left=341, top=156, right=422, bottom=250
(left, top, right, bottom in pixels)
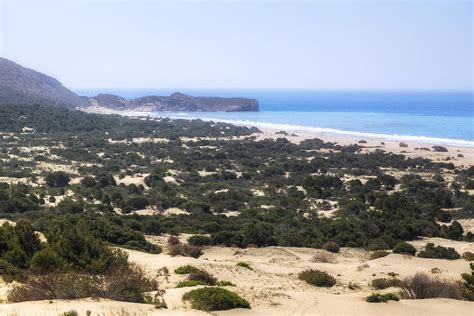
left=0, top=57, right=90, bottom=108
left=91, top=92, right=259, bottom=112
left=0, top=58, right=259, bottom=112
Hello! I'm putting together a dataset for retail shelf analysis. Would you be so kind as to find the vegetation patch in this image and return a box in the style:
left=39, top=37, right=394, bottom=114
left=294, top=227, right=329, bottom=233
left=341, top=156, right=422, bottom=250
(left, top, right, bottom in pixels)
left=417, top=243, right=460, bottom=260
left=298, top=269, right=336, bottom=287
left=182, top=287, right=250, bottom=311
left=366, top=293, right=399, bottom=303
left=236, top=262, right=253, bottom=270
left=392, top=241, right=417, bottom=256
left=174, top=265, right=199, bottom=274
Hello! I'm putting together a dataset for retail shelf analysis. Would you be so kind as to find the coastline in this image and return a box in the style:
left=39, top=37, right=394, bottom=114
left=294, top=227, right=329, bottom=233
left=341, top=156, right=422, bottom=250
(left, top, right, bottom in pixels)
left=81, top=106, right=474, bottom=167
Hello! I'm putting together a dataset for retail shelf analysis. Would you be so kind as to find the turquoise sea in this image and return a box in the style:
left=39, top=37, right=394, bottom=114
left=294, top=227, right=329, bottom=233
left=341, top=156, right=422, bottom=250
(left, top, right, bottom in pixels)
left=76, top=89, right=474, bottom=146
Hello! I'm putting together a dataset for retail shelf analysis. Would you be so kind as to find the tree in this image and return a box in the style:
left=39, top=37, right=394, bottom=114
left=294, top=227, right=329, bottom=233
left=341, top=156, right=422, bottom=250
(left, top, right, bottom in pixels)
left=45, top=172, right=70, bottom=188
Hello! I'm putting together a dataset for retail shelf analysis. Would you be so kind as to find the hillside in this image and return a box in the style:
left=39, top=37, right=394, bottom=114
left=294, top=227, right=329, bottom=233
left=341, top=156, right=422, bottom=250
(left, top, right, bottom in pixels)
left=0, top=57, right=259, bottom=112
left=0, top=58, right=90, bottom=108
left=91, top=91, right=260, bottom=112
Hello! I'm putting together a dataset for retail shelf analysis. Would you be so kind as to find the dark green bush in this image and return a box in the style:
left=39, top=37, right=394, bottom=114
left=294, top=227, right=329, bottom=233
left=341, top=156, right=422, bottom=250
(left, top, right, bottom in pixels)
left=392, top=241, right=416, bottom=256
left=174, top=265, right=199, bottom=274
left=366, top=293, right=399, bottom=303
left=417, top=243, right=460, bottom=260
left=182, top=287, right=250, bottom=311
left=176, top=280, right=208, bottom=288
left=298, top=269, right=336, bottom=287
left=188, top=235, right=212, bottom=246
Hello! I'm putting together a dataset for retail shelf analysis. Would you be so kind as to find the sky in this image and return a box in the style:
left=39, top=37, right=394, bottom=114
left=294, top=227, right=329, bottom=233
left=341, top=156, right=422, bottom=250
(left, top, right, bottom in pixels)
left=0, top=0, right=472, bottom=90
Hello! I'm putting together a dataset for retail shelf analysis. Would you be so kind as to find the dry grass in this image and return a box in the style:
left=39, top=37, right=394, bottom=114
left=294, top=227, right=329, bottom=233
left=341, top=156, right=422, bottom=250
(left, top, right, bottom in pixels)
left=312, top=251, right=337, bottom=264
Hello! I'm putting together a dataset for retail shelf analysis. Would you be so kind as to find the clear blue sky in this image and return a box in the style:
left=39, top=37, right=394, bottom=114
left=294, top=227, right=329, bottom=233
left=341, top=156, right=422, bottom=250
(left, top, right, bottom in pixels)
left=1, top=0, right=472, bottom=90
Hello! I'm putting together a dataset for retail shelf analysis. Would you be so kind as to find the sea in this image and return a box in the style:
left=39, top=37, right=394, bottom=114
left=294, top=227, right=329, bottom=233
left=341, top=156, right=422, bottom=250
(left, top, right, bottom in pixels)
left=75, top=89, right=474, bottom=147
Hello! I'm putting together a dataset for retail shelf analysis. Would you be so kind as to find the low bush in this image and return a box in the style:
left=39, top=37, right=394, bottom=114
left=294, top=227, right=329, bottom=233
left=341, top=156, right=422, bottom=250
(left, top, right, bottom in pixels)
left=322, top=241, right=340, bottom=253
left=392, top=241, right=417, bottom=256
left=7, top=263, right=157, bottom=303
left=417, top=243, right=460, bottom=260
left=174, top=265, right=199, bottom=274
left=462, top=252, right=474, bottom=261
left=217, top=280, right=236, bottom=287
left=298, top=269, right=336, bottom=287
left=366, top=293, right=399, bottom=303
left=401, top=272, right=463, bottom=300
left=369, top=251, right=390, bottom=260
left=236, top=262, right=253, bottom=270
left=312, top=251, right=337, bottom=263
left=461, top=263, right=474, bottom=301
left=367, top=238, right=389, bottom=251
left=182, top=287, right=250, bottom=311
left=168, top=243, right=203, bottom=258
left=188, top=235, right=212, bottom=246
left=187, top=269, right=217, bottom=286
left=371, top=278, right=402, bottom=289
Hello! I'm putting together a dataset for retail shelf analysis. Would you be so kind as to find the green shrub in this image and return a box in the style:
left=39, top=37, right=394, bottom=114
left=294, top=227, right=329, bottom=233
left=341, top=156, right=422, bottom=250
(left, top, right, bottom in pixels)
left=182, top=287, right=250, bottom=311
left=366, top=293, right=399, bottom=303
left=174, top=265, right=199, bottom=274
left=392, top=241, right=416, bottom=256
left=187, top=269, right=217, bottom=286
left=371, top=278, right=402, bottom=289
left=298, top=269, right=336, bottom=287
left=188, top=235, right=212, bottom=246
left=322, top=241, right=340, bottom=253
left=370, top=251, right=390, bottom=260
left=217, top=280, right=236, bottom=287
left=417, top=243, right=460, bottom=260
left=236, top=262, right=252, bottom=270
left=462, top=252, right=474, bottom=262
left=367, top=238, right=389, bottom=251
left=62, top=311, right=78, bottom=316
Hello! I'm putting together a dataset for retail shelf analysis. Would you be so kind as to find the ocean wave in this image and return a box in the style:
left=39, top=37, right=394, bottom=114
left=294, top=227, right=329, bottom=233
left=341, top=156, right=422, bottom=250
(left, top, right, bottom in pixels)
left=121, top=112, right=474, bottom=147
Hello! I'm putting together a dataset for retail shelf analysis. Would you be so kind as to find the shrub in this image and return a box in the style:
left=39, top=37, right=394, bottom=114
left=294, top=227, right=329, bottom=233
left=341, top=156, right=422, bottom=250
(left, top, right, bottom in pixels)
left=322, top=241, right=340, bottom=253
left=188, top=235, right=212, bottom=246
left=187, top=269, right=217, bottom=286
left=45, top=172, right=70, bottom=187
left=236, top=262, right=252, bottom=270
left=367, top=238, right=389, bottom=251
left=366, top=293, right=399, bottom=303
left=461, top=263, right=474, bottom=301
left=462, top=252, right=474, bottom=261
left=62, top=311, right=78, bottom=316
left=370, top=251, right=390, bottom=260
left=168, top=243, right=203, bottom=258
left=392, top=241, right=416, bottom=256
left=371, top=278, right=402, bottom=289
left=312, top=251, right=337, bottom=263
left=400, top=272, right=463, bottom=299
left=167, top=235, right=180, bottom=246
left=217, top=280, right=236, bottom=287
left=417, top=243, right=460, bottom=260
left=298, top=269, right=336, bottom=287
left=7, top=263, right=157, bottom=303
left=182, top=287, right=250, bottom=311
left=175, top=265, right=199, bottom=274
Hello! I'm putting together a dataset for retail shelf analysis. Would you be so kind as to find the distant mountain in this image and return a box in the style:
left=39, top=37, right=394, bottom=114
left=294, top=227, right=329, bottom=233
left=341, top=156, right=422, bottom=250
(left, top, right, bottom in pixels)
left=0, top=57, right=259, bottom=112
left=91, top=92, right=259, bottom=112
left=0, top=57, right=90, bottom=108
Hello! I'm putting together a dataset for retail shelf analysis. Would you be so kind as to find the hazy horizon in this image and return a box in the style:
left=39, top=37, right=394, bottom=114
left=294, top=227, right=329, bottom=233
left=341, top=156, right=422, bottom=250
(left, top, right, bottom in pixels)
left=1, top=0, right=472, bottom=90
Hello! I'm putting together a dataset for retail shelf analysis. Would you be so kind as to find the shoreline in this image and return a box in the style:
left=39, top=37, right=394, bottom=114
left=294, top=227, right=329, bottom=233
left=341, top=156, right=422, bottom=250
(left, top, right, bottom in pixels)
left=81, top=106, right=474, bottom=166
